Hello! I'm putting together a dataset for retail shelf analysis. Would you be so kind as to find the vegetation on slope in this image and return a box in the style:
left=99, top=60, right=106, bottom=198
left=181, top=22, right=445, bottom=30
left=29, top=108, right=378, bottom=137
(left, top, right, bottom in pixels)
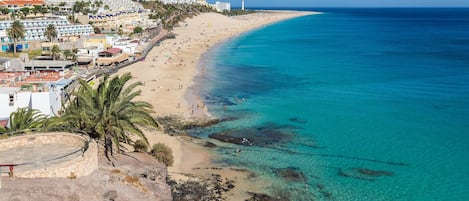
left=221, top=9, right=257, bottom=16
left=142, top=1, right=215, bottom=30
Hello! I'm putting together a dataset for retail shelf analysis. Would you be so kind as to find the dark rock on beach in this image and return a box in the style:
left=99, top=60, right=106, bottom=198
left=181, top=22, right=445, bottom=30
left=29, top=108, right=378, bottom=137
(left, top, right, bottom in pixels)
left=204, top=141, right=218, bottom=148
left=208, top=122, right=298, bottom=147
left=155, top=115, right=238, bottom=136
left=245, top=192, right=285, bottom=201
left=208, top=132, right=247, bottom=145
left=169, top=172, right=238, bottom=201
left=103, top=190, right=118, bottom=201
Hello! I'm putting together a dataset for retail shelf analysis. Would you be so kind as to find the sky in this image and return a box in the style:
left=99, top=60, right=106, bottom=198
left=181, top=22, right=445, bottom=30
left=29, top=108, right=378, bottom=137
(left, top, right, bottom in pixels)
left=207, top=0, right=469, bottom=7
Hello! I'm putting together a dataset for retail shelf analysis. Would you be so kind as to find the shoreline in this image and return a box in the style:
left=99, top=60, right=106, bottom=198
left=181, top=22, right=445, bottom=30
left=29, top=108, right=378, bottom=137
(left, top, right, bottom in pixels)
left=116, top=10, right=318, bottom=199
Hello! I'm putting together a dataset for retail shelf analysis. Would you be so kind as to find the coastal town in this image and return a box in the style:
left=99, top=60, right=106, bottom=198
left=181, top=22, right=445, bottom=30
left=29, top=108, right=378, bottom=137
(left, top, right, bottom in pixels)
left=0, top=0, right=315, bottom=200
left=0, top=0, right=236, bottom=123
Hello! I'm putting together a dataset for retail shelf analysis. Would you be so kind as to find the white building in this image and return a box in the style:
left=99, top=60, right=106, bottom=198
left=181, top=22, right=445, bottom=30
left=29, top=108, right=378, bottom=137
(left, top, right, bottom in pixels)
left=23, top=60, right=76, bottom=71
left=0, top=57, right=11, bottom=71
left=45, top=0, right=143, bottom=13
left=0, top=86, right=63, bottom=121
left=159, top=0, right=197, bottom=4
left=0, top=71, right=73, bottom=121
left=212, top=1, right=230, bottom=12
left=109, top=38, right=141, bottom=55
left=0, top=17, right=94, bottom=52
left=88, top=11, right=158, bottom=33
left=76, top=46, right=103, bottom=66
left=44, top=0, right=76, bottom=5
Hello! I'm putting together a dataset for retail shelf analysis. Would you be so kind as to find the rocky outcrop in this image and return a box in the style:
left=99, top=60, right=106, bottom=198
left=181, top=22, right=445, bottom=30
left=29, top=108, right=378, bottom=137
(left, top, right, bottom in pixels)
left=245, top=192, right=285, bottom=201
left=155, top=115, right=237, bottom=136
left=168, top=172, right=237, bottom=201
left=0, top=153, right=172, bottom=201
left=208, top=122, right=298, bottom=147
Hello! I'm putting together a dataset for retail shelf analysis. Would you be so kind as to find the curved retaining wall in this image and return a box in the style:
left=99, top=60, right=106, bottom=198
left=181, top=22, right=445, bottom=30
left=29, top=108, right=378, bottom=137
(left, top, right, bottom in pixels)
left=0, top=132, right=98, bottom=178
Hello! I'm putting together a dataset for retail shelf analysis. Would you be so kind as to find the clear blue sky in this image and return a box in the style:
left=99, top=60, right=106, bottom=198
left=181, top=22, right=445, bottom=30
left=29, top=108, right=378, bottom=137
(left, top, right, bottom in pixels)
left=207, top=0, right=469, bottom=7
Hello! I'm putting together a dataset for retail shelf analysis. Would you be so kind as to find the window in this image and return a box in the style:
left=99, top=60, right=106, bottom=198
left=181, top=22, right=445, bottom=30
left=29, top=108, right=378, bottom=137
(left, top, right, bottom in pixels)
left=9, top=94, right=14, bottom=106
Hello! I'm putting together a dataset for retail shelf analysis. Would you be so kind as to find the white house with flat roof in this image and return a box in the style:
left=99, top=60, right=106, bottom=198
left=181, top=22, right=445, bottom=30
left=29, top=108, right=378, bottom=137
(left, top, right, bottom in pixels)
left=24, top=60, right=76, bottom=71
left=0, top=70, right=74, bottom=124
left=0, top=57, right=11, bottom=71
left=212, top=1, right=230, bottom=12
left=0, top=85, right=63, bottom=121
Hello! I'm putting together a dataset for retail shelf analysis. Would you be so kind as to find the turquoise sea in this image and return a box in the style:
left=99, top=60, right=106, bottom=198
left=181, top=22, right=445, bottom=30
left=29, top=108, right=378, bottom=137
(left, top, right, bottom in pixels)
left=191, top=8, right=469, bottom=200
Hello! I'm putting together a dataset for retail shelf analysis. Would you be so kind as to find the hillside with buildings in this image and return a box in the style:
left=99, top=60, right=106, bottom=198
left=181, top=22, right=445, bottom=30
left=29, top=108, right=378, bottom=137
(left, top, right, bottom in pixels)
left=0, top=0, right=234, bottom=123
left=0, top=0, right=196, bottom=125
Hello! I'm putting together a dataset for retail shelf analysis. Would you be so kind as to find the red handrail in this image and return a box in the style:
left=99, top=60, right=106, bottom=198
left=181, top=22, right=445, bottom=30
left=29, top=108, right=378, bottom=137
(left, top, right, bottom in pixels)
left=0, top=164, right=17, bottom=177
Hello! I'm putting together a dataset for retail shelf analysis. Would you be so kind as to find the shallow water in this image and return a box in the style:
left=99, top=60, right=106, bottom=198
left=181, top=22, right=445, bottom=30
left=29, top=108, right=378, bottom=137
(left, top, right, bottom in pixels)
left=191, top=8, right=469, bottom=200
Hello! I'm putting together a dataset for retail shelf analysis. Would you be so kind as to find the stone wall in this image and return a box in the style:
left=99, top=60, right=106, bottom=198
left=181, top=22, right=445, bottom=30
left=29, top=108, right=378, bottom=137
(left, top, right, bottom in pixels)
left=0, top=132, right=98, bottom=178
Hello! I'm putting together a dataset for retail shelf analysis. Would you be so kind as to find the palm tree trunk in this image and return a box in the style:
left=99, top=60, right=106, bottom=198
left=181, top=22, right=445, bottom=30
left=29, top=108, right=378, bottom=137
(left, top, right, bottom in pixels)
left=104, top=135, right=113, bottom=160
left=13, top=40, right=16, bottom=57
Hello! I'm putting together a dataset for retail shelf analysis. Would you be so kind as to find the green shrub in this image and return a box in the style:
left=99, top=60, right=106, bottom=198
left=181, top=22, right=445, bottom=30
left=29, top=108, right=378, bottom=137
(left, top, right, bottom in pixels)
left=133, top=26, right=143, bottom=34
left=151, top=143, right=174, bottom=167
left=133, top=139, right=148, bottom=152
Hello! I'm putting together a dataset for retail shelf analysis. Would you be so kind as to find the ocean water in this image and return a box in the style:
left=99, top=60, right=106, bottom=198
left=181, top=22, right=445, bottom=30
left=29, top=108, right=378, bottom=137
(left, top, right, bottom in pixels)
left=191, top=8, right=469, bottom=200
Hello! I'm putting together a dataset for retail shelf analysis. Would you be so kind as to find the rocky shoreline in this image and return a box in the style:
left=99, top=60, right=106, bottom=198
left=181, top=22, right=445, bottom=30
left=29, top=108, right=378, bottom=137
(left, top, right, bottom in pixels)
left=0, top=153, right=172, bottom=201
left=156, top=115, right=316, bottom=201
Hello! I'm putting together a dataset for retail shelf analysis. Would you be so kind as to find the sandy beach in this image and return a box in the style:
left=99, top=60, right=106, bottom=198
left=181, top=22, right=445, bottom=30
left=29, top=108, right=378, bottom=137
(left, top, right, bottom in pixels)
left=117, top=10, right=317, bottom=199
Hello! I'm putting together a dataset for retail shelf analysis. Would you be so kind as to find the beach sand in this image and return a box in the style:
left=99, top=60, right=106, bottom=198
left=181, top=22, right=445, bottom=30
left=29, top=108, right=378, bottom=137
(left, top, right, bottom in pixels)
left=117, top=11, right=317, bottom=199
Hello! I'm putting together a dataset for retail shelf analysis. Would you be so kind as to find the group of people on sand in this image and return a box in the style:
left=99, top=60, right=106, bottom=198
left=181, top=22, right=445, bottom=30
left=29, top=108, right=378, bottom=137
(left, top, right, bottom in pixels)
left=189, top=103, right=206, bottom=115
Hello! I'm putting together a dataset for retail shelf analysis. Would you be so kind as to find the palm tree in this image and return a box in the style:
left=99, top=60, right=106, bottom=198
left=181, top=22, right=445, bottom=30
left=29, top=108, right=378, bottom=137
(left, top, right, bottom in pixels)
left=117, top=28, right=124, bottom=37
left=32, top=5, right=41, bottom=16
left=51, top=44, right=61, bottom=60
left=71, top=48, right=78, bottom=61
left=0, top=108, right=46, bottom=133
left=7, top=20, right=25, bottom=57
left=62, top=73, right=158, bottom=160
left=0, top=7, right=9, bottom=15
left=20, top=7, right=30, bottom=18
left=62, top=49, right=77, bottom=61
left=44, top=24, right=58, bottom=42
left=39, top=6, right=47, bottom=16
left=63, top=49, right=72, bottom=60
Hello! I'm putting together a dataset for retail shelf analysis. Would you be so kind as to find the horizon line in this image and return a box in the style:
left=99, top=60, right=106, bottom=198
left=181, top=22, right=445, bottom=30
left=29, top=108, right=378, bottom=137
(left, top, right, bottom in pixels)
left=231, top=6, right=469, bottom=9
